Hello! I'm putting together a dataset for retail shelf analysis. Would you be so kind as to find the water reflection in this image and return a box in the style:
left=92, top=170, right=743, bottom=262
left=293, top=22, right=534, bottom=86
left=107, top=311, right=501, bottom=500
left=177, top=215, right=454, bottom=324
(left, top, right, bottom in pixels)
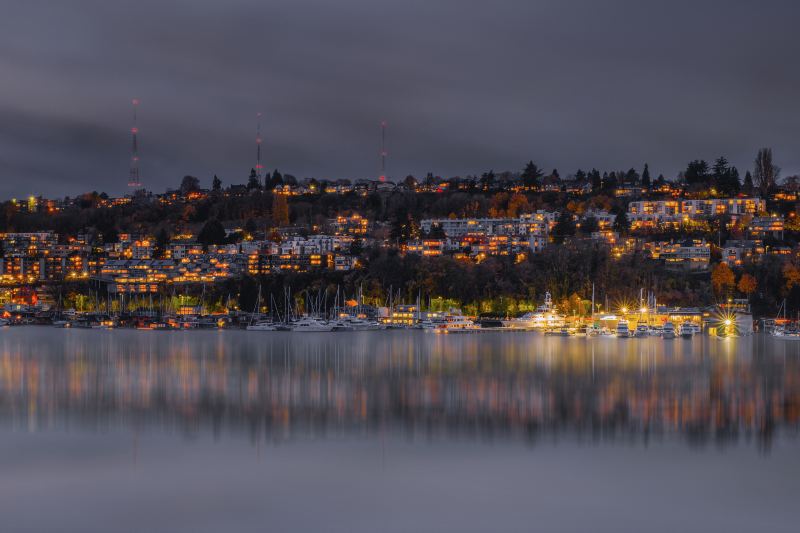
left=1, top=328, right=798, bottom=450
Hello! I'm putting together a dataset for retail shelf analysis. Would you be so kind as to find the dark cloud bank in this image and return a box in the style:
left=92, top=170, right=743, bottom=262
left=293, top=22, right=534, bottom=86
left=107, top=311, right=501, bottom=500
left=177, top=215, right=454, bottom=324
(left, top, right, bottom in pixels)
left=1, top=0, right=799, bottom=197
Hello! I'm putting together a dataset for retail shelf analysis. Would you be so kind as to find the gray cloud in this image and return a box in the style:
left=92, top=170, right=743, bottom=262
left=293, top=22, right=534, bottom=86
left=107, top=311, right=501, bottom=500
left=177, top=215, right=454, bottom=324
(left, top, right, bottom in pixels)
left=1, top=0, right=799, bottom=196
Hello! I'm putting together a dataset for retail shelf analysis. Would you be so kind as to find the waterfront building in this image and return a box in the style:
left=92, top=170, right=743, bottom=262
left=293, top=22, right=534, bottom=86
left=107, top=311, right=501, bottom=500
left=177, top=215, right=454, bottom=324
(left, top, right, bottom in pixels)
left=646, top=240, right=711, bottom=270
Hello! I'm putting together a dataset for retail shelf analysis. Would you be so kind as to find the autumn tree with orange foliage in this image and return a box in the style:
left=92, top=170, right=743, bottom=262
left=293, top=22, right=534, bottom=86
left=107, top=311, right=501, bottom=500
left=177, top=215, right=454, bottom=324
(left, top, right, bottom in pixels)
left=737, top=273, right=757, bottom=298
left=783, top=263, right=800, bottom=291
left=711, top=262, right=735, bottom=296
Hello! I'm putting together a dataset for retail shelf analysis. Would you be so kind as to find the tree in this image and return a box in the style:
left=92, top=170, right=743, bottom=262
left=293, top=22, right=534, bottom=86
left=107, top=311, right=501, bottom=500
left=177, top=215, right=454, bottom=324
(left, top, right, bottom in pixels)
left=754, top=148, right=779, bottom=197
left=212, top=175, right=222, bottom=191
left=613, top=211, right=630, bottom=234
left=179, top=175, right=200, bottom=195
left=197, top=219, right=226, bottom=247
left=641, top=163, right=651, bottom=188
left=737, top=273, right=757, bottom=298
left=580, top=216, right=599, bottom=235
left=711, top=262, right=735, bottom=296
left=602, top=172, right=618, bottom=192
left=244, top=218, right=257, bottom=236
left=712, top=156, right=740, bottom=196
left=684, top=160, right=710, bottom=186
left=272, top=193, right=289, bottom=227
left=521, top=161, right=544, bottom=189
left=247, top=169, right=261, bottom=190
left=266, top=169, right=284, bottom=190
left=742, top=171, right=754, bottom=194
left=154, top=227, right=170, bottom=258
left=589, top=169, right=602, bottom=192
left=550, top=211, right=576, bottom=243
left=506, top=193, right=531, bottom=218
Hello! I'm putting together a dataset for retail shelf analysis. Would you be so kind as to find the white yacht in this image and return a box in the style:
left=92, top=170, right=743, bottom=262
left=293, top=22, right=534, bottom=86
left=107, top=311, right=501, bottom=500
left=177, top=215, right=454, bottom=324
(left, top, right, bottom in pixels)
left=662, top=322, right=676, bottom=339
left=290, top=317, right=334, bottom=332
left=501, top=292, right=566, bottom=330
left=435, top=310, right=480, bottom=332
left=772, top=325, right=800, bottom=340
left=633, top=322, right=649, bottom=338
left=246, top=320, right=278, bottom=331
left=341, top=317, right=383, bottom=331
left=679, top=322, right=694, bottom=339
left=616, top=320, right=630, bottom=338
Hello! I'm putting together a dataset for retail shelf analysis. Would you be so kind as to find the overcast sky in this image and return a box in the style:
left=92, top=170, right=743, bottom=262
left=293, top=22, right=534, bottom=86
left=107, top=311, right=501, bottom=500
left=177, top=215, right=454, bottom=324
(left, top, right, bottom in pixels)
left=1, top=0, right=799, bottom=197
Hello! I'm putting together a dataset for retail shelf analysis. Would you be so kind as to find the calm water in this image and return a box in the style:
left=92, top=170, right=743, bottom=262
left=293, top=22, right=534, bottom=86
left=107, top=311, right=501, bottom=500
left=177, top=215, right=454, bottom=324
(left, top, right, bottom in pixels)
left=1, top=328, right=799, bottom=532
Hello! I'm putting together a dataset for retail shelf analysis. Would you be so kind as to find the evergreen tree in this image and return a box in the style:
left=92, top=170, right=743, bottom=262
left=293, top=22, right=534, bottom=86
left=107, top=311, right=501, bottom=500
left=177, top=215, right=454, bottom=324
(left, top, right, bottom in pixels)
left=684, top=160, right=710, bottom=185
left=197, top=219, right=226, bottom=247
left=211, top=175, right=222, bottom=191
left=743, top=171, right=754, bottom=194
left=641, top=164, right=651, bottom=188
left=613, top=211, right=630, bottom=234
left=579, top=216, right=599, bottom=235
left=551, top=211, right=576, bottom=243
left=154, top=228, right=170, bottom=258
left=589, top=169, right=602, bottom=191
left=247, top=169, right=261, bottom=190
left=520, top=161, right=544, bottom=189
left=266, top=169, right=284, bottom=190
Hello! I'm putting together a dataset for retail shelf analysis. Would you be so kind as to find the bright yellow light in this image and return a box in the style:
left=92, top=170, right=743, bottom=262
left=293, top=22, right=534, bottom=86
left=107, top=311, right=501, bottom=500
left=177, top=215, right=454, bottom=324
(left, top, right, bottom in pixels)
left=621, top=307, right=628, bottom=314
left=640, top=307, right=647, bottom=313
left=724, top=319, right=732, bottom=326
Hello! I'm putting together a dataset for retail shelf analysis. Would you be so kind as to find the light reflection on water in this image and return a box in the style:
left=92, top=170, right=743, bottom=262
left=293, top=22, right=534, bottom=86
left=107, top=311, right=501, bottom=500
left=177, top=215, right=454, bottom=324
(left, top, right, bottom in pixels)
left=1, top=328, right=798, bottom=450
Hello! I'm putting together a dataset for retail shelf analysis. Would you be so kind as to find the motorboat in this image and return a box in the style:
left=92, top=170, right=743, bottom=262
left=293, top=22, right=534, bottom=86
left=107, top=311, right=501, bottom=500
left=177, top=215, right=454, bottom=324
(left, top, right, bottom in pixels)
left=662, top=322, right=676, bottom=339
left=648, top=326, right=664, bottom=337
left=585, top=324, right=602, bottom=337
left=337, top=316, right=383, bottom=331
left=772, top=325, right=800, bottom=340
left=501, top=292, right=566, bottom=330
left=679, top=322, right=694, bottom=339
left=290, top=317, right=334, bottom=332
left=633, top=322, right=649, bottom=338
left=246, top=320, right=278, bottom=331
left=544, top=327, right=570, bottom=337
left=616, top=321, right=630, bottom=338
left=435, top=310, right=480, bottom=332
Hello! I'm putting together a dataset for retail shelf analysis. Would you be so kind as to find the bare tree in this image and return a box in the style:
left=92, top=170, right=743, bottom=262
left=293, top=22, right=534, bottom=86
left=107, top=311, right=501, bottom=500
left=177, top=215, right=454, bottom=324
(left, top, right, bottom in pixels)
left=754, top=148, right=780, bottom=197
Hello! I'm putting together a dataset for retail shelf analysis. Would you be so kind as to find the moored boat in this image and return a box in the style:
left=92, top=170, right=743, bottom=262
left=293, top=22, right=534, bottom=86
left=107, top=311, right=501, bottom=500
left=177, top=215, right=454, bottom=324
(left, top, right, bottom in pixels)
left=290, top=317, right=334, bottom=332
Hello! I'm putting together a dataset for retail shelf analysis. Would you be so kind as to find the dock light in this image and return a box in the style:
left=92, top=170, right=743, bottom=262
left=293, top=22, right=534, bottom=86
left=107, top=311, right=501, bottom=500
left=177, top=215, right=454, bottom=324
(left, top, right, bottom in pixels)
left=640, top=307, right=647, bottom=313
left=724, top=319, right=732, bottom=326
left=621, top=307, right=628, bottom=314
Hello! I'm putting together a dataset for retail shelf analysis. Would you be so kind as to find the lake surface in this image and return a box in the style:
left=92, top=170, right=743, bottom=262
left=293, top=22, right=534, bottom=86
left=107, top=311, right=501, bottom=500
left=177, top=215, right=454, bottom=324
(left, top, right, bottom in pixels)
left=1, top=328, right=799, bottom=532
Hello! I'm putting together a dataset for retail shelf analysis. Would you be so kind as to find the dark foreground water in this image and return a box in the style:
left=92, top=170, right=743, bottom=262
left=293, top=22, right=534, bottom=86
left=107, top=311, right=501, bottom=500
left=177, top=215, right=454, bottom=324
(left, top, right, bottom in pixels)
left=1, top=328, right=799, bottom=532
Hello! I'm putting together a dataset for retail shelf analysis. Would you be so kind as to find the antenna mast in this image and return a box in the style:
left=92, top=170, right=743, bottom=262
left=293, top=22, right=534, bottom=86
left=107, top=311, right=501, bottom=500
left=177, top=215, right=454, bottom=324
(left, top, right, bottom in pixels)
left=379, top=120, right=387, bottom=182
left=127, top=99, right=142, bottom=188
left=255, top=112, right=264, bottom=181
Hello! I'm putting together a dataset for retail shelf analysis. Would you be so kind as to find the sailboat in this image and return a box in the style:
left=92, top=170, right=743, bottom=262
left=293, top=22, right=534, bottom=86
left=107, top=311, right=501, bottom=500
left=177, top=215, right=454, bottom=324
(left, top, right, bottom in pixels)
left=246, top=285, right=277, bottom=331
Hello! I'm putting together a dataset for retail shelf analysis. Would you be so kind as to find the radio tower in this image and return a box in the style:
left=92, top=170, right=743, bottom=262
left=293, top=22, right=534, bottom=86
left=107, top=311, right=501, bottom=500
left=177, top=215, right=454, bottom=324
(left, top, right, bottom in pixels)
left=127, top=98, right=142, bottom=188
left=255, top=112, right=264, bottom=180
left=379, top=120, right=387, bottom=182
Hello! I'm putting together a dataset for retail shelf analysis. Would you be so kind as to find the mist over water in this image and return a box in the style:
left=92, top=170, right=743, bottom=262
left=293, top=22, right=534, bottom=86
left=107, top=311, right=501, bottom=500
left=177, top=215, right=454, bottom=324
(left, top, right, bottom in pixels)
left=1, top=328, right=799, bottom=532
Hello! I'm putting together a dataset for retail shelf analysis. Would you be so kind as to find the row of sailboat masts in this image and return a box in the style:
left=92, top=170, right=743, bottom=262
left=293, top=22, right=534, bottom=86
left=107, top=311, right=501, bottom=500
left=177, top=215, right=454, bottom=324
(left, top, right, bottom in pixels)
left=68, top=284, right=215, bottom=318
